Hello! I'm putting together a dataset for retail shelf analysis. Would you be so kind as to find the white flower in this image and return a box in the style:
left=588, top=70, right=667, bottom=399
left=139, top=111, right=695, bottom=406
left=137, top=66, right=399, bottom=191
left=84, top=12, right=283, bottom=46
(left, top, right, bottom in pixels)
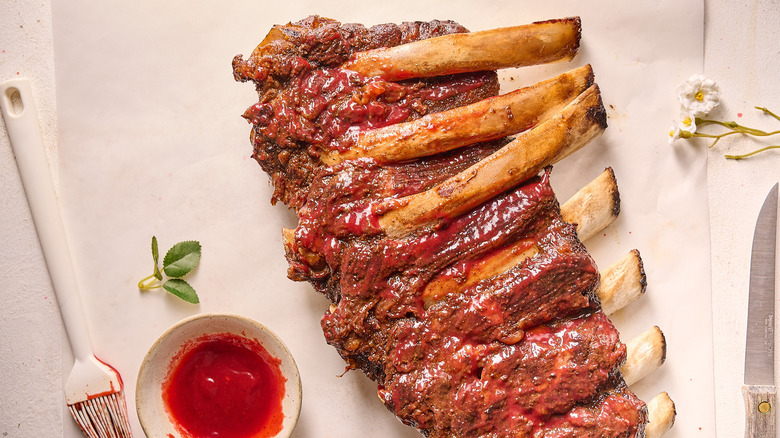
left=679, top=112, right=697, bottom=135
left=668, top=119, right=694, bottom=145
left=668, top=121, right=682, bottom=144
left=677, top=74, right=720, bottom=116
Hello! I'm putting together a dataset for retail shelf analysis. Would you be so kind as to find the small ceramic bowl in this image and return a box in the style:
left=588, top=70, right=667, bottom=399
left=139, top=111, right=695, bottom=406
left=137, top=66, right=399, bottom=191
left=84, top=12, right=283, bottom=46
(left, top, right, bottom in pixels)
left=136, top=313, right=302, bottom=438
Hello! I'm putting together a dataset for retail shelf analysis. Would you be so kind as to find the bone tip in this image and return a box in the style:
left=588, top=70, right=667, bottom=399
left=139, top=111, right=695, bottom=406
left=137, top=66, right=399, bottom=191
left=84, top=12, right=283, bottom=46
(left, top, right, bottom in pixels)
left=567, top=64, right=596, bottom=90
left=655, top=391, right=676, bottom=418
left=583, top=64, right=595, bottom=88
left=629, top=249, right=648, bottom=293
left=587, top=85, right=608, bottom=130
left=545, top=16, right=582, bottom=44
left=603, top=166, right=621, bottom=217
left=529, top=16, right=582, bottom=60
left=570, top=16, right=582, bottom=51
left=646, top=392, right=676, bottom=436
left=653, top=326, right=668, bottom=365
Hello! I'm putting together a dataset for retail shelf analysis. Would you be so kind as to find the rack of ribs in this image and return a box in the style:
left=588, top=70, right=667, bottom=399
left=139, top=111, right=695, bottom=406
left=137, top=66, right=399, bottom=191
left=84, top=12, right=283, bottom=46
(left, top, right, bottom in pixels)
left=233, top=15, right=675, bottom=438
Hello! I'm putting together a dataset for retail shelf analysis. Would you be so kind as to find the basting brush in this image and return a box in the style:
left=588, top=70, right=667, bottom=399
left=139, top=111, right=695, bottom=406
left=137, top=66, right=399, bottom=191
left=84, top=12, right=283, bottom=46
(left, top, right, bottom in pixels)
left=0, top=78, right=133, bottom=437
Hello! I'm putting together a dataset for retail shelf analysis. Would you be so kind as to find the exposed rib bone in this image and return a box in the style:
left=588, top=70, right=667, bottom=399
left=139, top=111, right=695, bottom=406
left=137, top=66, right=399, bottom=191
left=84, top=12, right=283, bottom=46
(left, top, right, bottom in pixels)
left=646, top=392, right=676, bottom=438
left=322, top=65, right=594, bottom=165
left=421, top=245, right=643, bottom=312
left=342, top=17, right=581, bottom=81
left=378, top=84, right=607, bottom=238
left=420, top=168, right=628, bottom=308
left=419, top=247, right=647, bottom=313
left=560, top=167, right=620, bottom=241
left=621, top=326, right=667, bottom=386
left=420, top=238, right=538, bottom=308
left=597, top=249, right=647, bottom=315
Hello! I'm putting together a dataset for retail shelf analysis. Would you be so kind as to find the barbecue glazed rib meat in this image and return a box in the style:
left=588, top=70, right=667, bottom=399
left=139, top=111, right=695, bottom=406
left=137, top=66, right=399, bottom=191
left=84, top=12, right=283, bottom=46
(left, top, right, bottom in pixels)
left=233, top=16, right=502, bottom=208
left=289, top=168, right=646, bottom=437
left=234, top=16, right=655, bottom=438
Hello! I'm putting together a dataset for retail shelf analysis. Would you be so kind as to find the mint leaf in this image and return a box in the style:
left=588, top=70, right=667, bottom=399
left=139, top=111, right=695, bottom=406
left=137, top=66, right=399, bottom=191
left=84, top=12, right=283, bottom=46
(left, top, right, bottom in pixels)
left=140, top=237, right=202, bottom=304
left=163, top=241, right=201, bottom=278
left=163, top=279, right=200, bottom=304
left=152, top=236, right=159, bottom=262
left=152, top=236, right=162, bottom=281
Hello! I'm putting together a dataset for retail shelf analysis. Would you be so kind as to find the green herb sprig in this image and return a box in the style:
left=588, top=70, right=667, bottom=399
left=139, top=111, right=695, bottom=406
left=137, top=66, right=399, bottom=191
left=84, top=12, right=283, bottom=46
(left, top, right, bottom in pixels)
left=138, top=236, right=201, bottom=303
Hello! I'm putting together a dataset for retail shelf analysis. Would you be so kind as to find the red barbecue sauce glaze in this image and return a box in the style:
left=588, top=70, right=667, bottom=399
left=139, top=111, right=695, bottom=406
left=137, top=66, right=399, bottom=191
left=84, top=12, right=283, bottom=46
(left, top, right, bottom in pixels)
left=162, top=333, right=286, bottom=438
left=243, top=67, right=490, bottom=153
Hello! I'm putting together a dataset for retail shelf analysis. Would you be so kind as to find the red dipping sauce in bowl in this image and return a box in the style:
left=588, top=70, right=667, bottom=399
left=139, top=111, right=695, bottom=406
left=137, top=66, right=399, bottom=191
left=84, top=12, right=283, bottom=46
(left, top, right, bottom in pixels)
left=163, top=332, right=286, bottom=438
left=136, top=314, right=301, bottom=438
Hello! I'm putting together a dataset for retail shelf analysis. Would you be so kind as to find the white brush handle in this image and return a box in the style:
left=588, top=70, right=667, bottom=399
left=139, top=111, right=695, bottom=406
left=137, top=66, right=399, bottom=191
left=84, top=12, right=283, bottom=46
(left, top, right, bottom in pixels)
left=1, top=79, right=93, bottom=362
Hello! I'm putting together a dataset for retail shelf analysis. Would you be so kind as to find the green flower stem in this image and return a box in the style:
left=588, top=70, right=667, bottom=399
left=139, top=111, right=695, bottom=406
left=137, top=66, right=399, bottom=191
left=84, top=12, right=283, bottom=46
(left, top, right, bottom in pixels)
left=696, top=119, right=779, bottom=136
left=756, top=106, right=780, bottom=122
left=692, top=130, right=744, bottom=148
left=693, top=114, right=780, bottom=148
left=724, top=145, right=780, bottom=160
left=138, top=273, right=163, bottom=290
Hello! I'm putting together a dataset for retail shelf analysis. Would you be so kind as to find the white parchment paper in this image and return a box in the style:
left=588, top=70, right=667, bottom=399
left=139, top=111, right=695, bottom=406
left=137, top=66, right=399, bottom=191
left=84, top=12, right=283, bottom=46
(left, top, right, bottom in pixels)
left=52, top=1, right=709, bottom=436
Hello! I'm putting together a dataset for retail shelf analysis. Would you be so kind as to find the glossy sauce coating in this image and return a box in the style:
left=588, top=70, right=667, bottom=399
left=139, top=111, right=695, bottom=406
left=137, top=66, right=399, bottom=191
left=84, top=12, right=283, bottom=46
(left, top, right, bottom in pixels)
left=162, top=333, right=286, bottom=438
left=238, top=15, right=647, bottom=438
left=289, top=168, right=647, bottom=437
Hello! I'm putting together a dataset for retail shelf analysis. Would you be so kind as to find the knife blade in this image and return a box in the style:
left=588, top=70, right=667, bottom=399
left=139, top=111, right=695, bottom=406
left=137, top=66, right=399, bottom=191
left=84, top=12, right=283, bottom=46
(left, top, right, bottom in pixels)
left=744, top=182, right=778, bottom=437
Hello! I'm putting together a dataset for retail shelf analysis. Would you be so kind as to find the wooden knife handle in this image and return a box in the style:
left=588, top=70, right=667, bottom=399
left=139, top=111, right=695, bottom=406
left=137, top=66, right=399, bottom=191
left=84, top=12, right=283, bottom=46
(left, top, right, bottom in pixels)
left=744, top=385, right=777, bottom=437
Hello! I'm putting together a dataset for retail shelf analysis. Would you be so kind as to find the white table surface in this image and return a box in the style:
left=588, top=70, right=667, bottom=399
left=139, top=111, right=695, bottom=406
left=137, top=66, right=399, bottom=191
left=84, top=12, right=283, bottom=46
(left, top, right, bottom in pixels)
left=1, top=1, right=778, bottom=437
